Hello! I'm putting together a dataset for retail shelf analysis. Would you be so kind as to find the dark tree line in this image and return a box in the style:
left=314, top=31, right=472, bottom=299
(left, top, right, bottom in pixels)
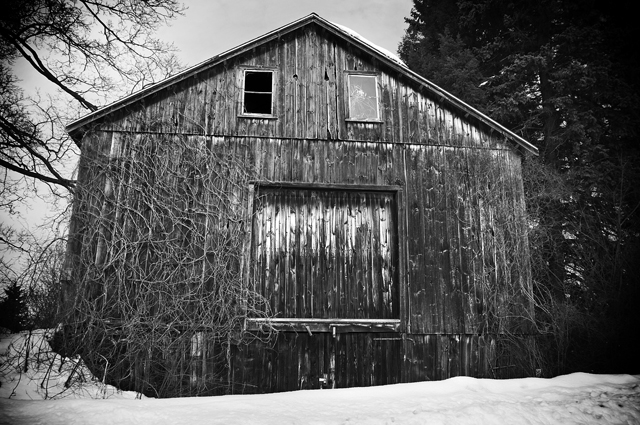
left=399, top=0, right=640, bottom=375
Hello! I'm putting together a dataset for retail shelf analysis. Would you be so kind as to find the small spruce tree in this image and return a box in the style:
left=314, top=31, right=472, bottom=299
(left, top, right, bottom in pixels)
left=0, top=281, right=30, bottom=332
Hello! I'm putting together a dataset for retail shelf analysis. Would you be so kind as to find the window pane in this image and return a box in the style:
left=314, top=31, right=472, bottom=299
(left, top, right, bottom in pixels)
left=244, top=71, right=273, bottom=114
left=244, top=93, right=272, bottom=114
left=245, top=71, right=272, bottom=93
left=348, top=75, right=378, bottom=120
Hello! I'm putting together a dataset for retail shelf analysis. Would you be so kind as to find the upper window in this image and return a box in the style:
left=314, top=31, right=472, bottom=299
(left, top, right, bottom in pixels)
left=243, top=70, right=273, bottom=116
left=347, top=74, right=379, bottom=121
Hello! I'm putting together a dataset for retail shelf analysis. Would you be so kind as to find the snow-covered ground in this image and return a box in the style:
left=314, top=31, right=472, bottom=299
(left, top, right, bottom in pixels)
left=1, top=331, right=639, bottom=425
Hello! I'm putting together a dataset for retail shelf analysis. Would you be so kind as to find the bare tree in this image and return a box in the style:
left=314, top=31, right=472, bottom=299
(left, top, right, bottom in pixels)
left=0, top=219, right=68, bottom=327
left=0, top=0, right=183, bottom=200
left=0, top=0, right=184, bottom=315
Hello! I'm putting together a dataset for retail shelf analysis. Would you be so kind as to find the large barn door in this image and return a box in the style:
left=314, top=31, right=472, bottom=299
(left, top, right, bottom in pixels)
left=246, top=185, right=401, bottom=390
left=251, top=186, right=398, bottom=320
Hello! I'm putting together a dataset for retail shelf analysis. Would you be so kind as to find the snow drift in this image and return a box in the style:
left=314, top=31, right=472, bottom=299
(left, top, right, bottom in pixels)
left=1, top=330, right=639, bottom=425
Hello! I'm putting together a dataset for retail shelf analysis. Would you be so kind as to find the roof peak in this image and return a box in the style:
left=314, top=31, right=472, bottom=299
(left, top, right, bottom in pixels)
left=65, top=13, right=537, bottom=156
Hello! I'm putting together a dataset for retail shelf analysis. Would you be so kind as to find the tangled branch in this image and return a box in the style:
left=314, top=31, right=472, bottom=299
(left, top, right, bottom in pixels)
left=62, top=133, right=272, bottom=397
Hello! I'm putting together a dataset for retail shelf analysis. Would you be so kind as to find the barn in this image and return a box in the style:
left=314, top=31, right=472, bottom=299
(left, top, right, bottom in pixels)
left=63, top=13, right=539, bottom=396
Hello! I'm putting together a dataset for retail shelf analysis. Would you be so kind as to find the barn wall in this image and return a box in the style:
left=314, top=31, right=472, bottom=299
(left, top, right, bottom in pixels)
left=229, top=332, right=513, bottom=394
left=94, top=24, right=511, bottom=152
left=69, top=133, right=529, bottom=331
left=67, top=131, right=532, bottom=393
left=66, top=21, right=534, bottom=396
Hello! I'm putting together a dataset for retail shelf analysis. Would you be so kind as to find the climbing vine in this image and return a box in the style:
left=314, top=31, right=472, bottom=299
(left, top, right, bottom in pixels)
left=60, top=132, right=272, bottom=397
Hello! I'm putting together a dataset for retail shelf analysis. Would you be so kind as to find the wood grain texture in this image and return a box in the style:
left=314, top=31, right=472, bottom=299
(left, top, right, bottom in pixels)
left=66, top=22, right=534, bottom=394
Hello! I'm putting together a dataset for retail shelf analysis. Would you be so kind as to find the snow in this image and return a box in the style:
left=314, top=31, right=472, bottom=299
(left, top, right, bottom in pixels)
left=1, top=331, right=639, bottom=425
left=0, top=329, right=141, bottom=401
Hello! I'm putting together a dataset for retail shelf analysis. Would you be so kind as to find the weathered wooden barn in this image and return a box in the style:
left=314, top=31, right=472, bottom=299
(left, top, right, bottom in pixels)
left=64, top=14, right=539, bottom=395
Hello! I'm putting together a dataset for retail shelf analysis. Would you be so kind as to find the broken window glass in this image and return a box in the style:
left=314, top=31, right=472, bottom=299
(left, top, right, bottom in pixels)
left=348, top=74, right=379, bottom=120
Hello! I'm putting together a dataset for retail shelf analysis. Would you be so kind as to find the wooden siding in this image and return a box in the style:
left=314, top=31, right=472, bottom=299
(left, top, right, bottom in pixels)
left=229, top=332, right=531, bottom=393
left=231, top=332, right=403, bottom=392
left=94, top=24, right=513, bottom=152
left=252, top=186, right=398, bottom=320
left=72, top=133, right=529, bottom=317
left=66, top=21, right=533, bottom=395
left=67, top=131, right=532, bottom=393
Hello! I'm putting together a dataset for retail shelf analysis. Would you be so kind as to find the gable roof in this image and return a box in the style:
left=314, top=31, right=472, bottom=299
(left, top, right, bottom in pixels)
left=66, top=13, right=538, bottom=156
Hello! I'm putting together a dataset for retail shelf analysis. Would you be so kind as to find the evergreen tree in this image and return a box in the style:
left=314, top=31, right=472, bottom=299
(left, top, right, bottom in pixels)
left=0, top=280, right=29, bottom=332
left=399, top=0, right=486, bottom=105
left=399, top=0, right=640, bottom=374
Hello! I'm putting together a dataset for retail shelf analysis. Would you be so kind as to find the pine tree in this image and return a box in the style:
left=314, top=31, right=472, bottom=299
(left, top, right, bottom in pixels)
left=399, top=0, right=640, bottom=374
left=0, top=280, right=30, bottom=332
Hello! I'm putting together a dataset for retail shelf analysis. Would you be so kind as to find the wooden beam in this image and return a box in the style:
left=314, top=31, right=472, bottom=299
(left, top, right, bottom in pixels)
left=251, top=181, right=403, bottom=192
left=246, top=318, right=401, bottom=333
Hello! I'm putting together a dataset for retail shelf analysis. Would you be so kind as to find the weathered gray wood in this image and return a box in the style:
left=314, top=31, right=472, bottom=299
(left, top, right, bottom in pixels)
left=66, top=19, right=534, bottom=395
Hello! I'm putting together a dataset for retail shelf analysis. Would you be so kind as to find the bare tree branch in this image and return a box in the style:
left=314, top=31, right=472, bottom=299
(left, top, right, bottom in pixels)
left=0, top=0, right=184, bottom=212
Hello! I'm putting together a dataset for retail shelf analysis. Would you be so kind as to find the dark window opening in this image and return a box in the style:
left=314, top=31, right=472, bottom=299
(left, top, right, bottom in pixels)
left=244, top=71, right=273, bottom=115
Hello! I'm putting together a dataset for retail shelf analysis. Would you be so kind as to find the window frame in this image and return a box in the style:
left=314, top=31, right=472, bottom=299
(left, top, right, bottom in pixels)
left=239, top=68, right=277, bottom=119
left=345, top=71, right=382, bottom=123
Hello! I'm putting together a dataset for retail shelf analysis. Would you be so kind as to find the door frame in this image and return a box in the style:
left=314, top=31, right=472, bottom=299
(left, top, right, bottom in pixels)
left=244, top=181, right=407, bottom=332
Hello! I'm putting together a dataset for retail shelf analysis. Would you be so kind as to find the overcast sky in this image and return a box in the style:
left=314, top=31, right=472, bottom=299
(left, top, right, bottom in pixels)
left=158, top=0, right=413, bottom=68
